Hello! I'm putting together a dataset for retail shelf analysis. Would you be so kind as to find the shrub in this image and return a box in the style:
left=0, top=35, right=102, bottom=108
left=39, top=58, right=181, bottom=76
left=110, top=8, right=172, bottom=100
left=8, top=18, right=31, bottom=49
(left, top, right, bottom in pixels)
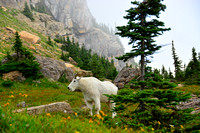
left=106, top=89, right=196, bottom=132
left=1, top=80, right=14, bottom=87
left=0, top=32, right=41, bottom=79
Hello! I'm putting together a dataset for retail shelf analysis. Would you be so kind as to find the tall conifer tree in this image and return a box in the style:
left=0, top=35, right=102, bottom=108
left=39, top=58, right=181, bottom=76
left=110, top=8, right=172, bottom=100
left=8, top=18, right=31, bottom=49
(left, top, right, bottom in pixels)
left=116, top=0, right=170, bottom=90
left=171, top=40, right=183, bottom=80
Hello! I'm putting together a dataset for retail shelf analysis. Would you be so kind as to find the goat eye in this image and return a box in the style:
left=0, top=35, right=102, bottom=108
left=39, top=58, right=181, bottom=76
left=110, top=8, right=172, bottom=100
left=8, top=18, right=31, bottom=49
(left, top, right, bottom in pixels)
left=74, top=80, right=76, bottom=82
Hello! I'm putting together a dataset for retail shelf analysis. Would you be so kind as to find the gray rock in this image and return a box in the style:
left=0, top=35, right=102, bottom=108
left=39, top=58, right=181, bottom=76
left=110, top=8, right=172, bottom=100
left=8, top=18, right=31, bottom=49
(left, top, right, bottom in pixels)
left=13, top=101, right=73, bottom=115
left=35, top=55, right=74, bottom=81
left=177, top=94, right=200, bottom=114
left=114, top=67, right=140, bottom=89
left=3, top=71, right=26, bottom=82
left=17, top=101, right=26, bottom=107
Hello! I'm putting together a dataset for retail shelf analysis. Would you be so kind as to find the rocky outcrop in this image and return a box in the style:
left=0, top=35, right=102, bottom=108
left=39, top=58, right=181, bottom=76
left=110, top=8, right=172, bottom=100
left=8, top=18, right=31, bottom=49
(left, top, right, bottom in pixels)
left=5, top=27, right=16, bottom=34
left=69, top=57, right=78, bottom=66
left=5, top=27, right=41, bottom=44
left=19, top=31, right=41, bottom=44
left=35, top=55, right=74, bottom=81
left=114, top=67, right=140, bottom=89
left=177, top=94, right=200, bottom=114
left=65, top=63, right=93, bottom=77
left=16, top=12, right=69, bottom=38
left=2, top=71, right=26, bottom=82
left=44, top=0, right=94, bottom=34
left=13, top=101, right=73, bottom=115
left=78, top=28, right=124, bottom=57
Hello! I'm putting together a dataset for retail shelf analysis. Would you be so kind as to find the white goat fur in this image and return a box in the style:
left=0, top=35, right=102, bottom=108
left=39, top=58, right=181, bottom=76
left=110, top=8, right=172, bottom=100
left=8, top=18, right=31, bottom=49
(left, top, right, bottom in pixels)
left=68, top=77, right=118, bottom=118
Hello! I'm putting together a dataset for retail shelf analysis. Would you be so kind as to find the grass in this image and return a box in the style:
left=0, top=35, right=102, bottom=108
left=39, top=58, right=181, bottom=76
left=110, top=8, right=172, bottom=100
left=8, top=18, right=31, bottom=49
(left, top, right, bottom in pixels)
left=0, top=78, right=134, bottom=133
left=174, top=84, right=200, bottom=96
left=1, top=78, right=200, bottom=132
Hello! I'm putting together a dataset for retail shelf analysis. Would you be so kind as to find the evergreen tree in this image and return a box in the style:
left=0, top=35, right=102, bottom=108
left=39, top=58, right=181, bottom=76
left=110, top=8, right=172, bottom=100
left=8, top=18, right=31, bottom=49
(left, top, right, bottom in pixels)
left=22, top=2, right=34, bottom=21
left=161, top=65, right=165, bottom=77
left=60, top=36, right=118, bottom=80
left=168, top=67, right=174, bottom=79
left=172, top=40, right=183, bottom=81
left=104, top=1, right=197, bottom=132
left=47, top=36, right=53, bottom=46
left=89, top=54, right=104, bottom=78
left=116, top=0, right=170, bottom=91
left=185, top=47, right=200, bottom=84
left=13, top=32, right=23, bottom=59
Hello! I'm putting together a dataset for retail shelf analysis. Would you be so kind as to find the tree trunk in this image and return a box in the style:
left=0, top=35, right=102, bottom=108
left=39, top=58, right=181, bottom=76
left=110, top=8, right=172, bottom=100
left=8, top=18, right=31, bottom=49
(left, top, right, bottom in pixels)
left=140, top=6, right=146, bottom=111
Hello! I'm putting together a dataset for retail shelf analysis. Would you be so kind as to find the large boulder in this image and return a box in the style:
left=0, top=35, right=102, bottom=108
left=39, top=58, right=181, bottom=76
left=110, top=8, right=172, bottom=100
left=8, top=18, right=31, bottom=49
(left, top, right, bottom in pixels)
left=114, top=67, right=140, bottom=89
left=13, top=101, right=73, bottom=115
left=19, top=31, right=41, bottom=44
left=35, top=55, right=74, bottom=81
left=2, top=71, right=26, bottom=82
left=65, top=63, right=93, bottom=77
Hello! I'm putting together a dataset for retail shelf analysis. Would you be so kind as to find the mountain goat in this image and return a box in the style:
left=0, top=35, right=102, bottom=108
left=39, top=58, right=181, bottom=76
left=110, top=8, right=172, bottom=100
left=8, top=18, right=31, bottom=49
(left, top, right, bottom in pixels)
left=68, top=76, right=118, bottom=118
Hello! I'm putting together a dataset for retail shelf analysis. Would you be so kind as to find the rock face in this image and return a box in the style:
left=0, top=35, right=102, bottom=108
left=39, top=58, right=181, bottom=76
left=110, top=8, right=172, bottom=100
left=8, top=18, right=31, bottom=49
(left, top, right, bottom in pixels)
left=13, top=101, right=73, bottom=115
left=2, top=71, right=26, bottom=82
left=35, top=55, right=74, bottom=81
left=44, top=0, right=94, bottom=34
left=43, top=0, right=124, bottom=58
left=114, top=67, right=140, bottom=89
left=0, top=0, right=40, bottom=9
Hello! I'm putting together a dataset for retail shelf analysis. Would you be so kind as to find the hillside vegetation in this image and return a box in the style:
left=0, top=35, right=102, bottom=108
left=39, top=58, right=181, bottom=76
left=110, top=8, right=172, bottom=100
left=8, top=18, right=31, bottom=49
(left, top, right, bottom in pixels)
left=0, top=7, right=62, bottom=60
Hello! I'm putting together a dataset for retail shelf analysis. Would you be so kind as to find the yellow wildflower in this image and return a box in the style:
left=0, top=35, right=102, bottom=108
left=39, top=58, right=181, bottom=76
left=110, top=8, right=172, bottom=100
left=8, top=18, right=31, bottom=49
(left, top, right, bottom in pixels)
left=95, top=114, right=103, bottom=120
left=21, top=94, right=28, bottom=97
left=10, top=124, right=12, bottom=126
left=180, top=125, right=184, bottom=129
left=11, top=91, right=13, bottom=94
left=67, top=116, right=71, bottom=120
left=74, top=112, right=78, bottom=116
left=4, top=102, right=9, bottom=107
left=158, top=121, right=161, bottom=125
left=99, top=110, right=107, bottom=116
left=75, top=131, right=80, bottom=133
left=140, top=127, right=145, bottom=132
left=9, top=95, right=14, bottom=98
left=89, top=118, right=93, bottom=123
left=46, top=113, right=51, bottom=117
left=152, top=128, right=154, bottom=131
left=125, top=128, right=128, bottom=130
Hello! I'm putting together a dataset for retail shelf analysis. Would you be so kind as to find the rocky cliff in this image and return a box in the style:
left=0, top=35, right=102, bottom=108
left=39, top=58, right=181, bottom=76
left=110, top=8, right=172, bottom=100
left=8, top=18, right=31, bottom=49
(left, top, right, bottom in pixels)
left=0, top=0, right=130, bottom=69
left=43, top=0, right=124, bottom=58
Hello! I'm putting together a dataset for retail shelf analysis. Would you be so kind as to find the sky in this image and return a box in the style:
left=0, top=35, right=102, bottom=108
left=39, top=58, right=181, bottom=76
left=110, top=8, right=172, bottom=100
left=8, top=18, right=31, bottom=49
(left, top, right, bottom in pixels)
left=87, top=0, right=200, bottom=72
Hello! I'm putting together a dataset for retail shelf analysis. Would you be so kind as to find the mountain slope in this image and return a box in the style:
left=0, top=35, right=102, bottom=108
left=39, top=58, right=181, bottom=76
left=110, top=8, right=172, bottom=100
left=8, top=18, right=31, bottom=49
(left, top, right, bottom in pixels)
left=0, top=8, right=62, bottom=60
